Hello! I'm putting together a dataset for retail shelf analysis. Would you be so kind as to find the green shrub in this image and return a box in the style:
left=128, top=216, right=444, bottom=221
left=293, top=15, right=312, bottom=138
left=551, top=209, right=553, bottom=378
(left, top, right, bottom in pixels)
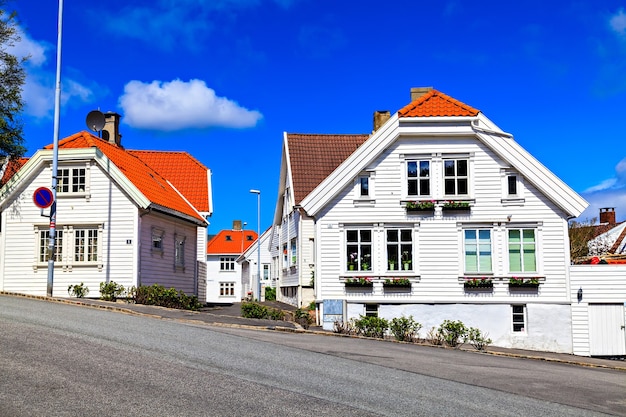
left=389, top=315, right=422, bottom=342
left=294, top=308, right=314, bottom=329
left=264, top=287, right=276, bottom=301
left=99, top=281, right=125, bottom=301
left=437, top=319, right=468, bottom=348
left=466, top=327, right=492, bottom=351
left=353, top=315, right=389, bottom=339
left=67, top=282, right=89, bottom=298
left=241, top=302, right=269, bottom=318
left=134, top=284, right=201, bottom=310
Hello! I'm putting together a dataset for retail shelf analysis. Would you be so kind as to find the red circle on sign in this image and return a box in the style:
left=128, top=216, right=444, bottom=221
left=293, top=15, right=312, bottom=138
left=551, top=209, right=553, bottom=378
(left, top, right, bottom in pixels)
left=33, top=187, right=54, bottom=209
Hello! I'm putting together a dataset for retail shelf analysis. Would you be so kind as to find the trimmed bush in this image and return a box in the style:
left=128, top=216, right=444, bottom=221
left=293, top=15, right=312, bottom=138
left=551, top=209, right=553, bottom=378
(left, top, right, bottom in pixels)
left=264, top=287, right=276, bottom=301
left=134, top=284, right=201, bottom=310
left=240, top=302, right=284, bottom=320
left=389, top=315, right=422, bottom=342
left=353, top=315, right=389, bottom=339
left=68, top=282, right=89, bottom=298
left=99, top=281, right=125, bottom=301
left=437, top=319, right=468, bottom=348
left=466, top=327, right=492, bottom=351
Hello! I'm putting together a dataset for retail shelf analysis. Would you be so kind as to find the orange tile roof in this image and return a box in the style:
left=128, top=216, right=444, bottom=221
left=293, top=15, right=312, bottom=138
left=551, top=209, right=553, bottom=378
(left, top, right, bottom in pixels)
left=45, top=131, right=205, bottom=223
left=287, top=133, right=369, bottom=203
left=1, top=157, right=28, bottom=185
left=398, top=89, right=480, bottom=118
left=128, top=150, right=211, bottom=212
left=206, top=229, right=258, bottom=254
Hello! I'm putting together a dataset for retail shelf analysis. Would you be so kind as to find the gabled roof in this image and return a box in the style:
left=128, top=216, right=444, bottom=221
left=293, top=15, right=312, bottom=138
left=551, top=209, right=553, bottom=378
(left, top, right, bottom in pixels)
left=287, top=133, right=369, bottom=204
left=41, top=131, right=206, bottom=224
left=297, top=88, right=588, bottom=218
left=128, top=150, right=212, bottom=214
left=206, top=229, right=258, bottom=255
left=398, top=89, right=480, bottom=118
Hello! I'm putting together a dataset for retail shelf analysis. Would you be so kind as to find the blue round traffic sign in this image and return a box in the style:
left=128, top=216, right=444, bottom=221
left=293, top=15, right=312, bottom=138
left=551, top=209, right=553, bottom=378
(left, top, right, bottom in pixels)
left=33, top=187, right=54, bottom=209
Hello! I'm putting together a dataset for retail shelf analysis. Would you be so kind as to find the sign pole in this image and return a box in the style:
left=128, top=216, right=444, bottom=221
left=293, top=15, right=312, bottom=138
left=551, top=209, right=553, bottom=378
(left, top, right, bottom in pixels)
left=47, top=0, right=63, bottom=297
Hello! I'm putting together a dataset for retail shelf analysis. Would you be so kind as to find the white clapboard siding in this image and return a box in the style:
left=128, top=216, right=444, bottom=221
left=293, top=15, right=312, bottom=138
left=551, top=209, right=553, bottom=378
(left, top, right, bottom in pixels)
left=1, top=161, right=138, bottom=297
left=139, top=212, right=198, bottom=295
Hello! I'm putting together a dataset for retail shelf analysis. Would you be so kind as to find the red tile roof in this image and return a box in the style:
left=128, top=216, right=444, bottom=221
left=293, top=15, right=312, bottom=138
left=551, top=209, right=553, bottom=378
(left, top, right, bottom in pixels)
left=287, top=133, right=369, bottom=204
left=398, top=89, right=480, bottom=118
left=1, top=157, right=28, bottom=185
left=45, top=131, right=205, bottom=223
left=128, top=150, right=211, bottom=213
left=206, top=229, right=258, bottom=254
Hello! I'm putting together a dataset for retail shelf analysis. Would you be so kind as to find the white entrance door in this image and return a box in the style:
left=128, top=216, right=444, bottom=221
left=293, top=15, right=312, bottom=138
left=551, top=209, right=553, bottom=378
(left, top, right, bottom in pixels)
left=589, top=304, right=626, bottom=356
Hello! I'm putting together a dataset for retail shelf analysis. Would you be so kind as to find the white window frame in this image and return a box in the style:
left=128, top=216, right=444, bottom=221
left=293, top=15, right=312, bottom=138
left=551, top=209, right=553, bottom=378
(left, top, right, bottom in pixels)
left=220, top=256, right=236, bottom=271
left=74, top=228, right=99, bottom=263
left=507, top=228, right=537, bottom=274
left=512, top=305, right=526, bottom=333
left=174, top=234, right=186, bottom=270
left=219, top=282, right=236, bottom=297
left=463, top=228, right=493, bottom=274
left=56, top=163, right=90, bottom=197
left=263, top=264, right=270, bottom=280
left=290, top=238, right=297, bottom=266
left=151, top=228, right=164, bottom=255
left=37, top=229, right=64, bottom=263
left=443, top=157, right=469, bottom=197
left=406, top=159, right=431, bottom=198
left=501, top=169, right=525, bottom=204
left=345, top=227, right=373, bottom=272
left=34, top=224, right=103, bottom=272
left=385, top=227, right=414, bottom=272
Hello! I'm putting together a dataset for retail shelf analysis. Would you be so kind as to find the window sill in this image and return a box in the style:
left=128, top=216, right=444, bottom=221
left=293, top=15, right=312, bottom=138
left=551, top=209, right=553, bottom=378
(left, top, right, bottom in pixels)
left=353, top=198, right=375, bottom=207
left=501, top=198, right=525, bottom=206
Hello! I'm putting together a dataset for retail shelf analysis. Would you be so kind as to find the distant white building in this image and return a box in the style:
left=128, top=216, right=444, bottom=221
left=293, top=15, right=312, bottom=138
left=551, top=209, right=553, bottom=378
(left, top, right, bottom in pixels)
left=238, top=227, right=275, bottom=300
left=205, top=221, right=257, bottom=303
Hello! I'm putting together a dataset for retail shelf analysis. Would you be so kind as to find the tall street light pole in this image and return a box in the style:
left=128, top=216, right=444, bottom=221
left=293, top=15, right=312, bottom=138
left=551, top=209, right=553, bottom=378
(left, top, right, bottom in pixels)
left=249, top=190, right=261, bottom=300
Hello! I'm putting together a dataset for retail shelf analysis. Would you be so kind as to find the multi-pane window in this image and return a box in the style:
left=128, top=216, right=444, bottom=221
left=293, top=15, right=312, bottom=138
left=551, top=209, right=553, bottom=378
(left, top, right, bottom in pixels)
left=74, top=229, right=98, bottom=262
left=346, top=229, right=372, bottom=271
left=39, top=230, right=63, bottom=262
left=464, top=229, right=492, bottom=273
left=365, top=304, right=379, bottom=317
left=407, top=160, right=430, bottom=196
left=512, top=305, right=526, bottom=332
left=174, top=236, right=185, bottom=268
left=508, top=229, right=536, bottom=272
left=387, top=229, right=413, bottom=271
left=443, top=159, right=468, bottom=196
left=220, top=256, right=235, bottom=271
left=263, top=264, right=270, bottom=280
left=219, top=282, right=235, bottom=296
left=57, top=168, right=86, bottom=193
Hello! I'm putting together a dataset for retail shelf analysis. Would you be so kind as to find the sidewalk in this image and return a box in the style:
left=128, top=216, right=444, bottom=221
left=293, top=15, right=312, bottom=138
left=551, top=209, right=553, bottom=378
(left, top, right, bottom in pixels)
left=8, top=292, right=626, bottom=371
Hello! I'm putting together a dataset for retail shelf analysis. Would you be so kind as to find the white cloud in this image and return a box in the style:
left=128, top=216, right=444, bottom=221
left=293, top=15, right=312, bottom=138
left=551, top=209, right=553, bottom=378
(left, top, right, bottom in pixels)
left=609, top=8, right=626, bottom=35
left=119, top=79, right=263, bottom=131
left=12, top=24, right=97, bottom=119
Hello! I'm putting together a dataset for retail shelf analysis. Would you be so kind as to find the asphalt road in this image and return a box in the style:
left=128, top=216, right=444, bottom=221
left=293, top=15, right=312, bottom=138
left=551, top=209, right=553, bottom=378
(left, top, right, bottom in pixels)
left=1, top=296, right=624, bottom=416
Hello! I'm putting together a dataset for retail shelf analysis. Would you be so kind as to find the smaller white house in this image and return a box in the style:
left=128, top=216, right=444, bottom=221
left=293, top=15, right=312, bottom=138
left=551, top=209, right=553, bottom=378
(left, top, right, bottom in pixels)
left=238, top=227, right=275, bottom=300
left=205, top=221, right=257, bottom=303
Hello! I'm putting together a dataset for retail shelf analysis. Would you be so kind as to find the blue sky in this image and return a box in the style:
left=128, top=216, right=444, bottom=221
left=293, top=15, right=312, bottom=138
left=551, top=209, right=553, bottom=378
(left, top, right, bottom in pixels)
left=9, top=0, right=626, bottom=233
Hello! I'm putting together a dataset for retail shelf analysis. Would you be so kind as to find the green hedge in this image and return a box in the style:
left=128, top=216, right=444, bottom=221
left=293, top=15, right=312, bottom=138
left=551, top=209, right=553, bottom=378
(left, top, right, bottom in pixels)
left=134, top=284, right=201, bottom=310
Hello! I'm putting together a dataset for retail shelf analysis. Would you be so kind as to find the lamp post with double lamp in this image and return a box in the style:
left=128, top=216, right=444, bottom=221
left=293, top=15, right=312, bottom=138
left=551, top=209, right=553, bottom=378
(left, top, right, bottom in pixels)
left=249, top=189, right=261, bottom=301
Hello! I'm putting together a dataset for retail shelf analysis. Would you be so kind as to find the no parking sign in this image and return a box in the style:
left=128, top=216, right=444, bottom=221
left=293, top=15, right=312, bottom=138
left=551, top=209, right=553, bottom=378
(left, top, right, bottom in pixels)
left=33, top=187, right=54, bottom=209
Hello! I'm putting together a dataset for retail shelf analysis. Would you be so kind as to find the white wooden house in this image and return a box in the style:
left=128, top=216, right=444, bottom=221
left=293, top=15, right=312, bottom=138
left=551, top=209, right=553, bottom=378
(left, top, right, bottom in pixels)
left=273, top=87, right=591, bottom=353
left=0, top=118, right=212, bottom=298
left=205, top=222, right=257, bottom=303
left=238, top=227, right=275, bottom=300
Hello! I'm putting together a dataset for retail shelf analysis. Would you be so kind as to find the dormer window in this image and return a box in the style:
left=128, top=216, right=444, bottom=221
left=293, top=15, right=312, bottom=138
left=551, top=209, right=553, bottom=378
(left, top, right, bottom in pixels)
left=246, top=235, right=254, bottom=241
left=225, top=235, right=232, bottom=241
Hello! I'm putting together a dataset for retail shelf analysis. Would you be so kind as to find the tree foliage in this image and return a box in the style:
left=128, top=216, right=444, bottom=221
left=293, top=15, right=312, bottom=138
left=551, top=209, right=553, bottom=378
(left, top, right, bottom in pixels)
left=0, top=2, right=27, bottom=163
left=568, top=217, right=598, bottom=261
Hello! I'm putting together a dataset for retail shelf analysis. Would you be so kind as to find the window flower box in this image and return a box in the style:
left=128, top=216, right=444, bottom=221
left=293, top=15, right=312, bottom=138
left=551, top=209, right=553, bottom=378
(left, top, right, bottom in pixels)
left=442, top=200, right=471, bottom=211
left=383, top=278, right=411, bottom=288
left=463, top=277, right=493, bottom=289
left=405, top=200, right=435, bottom=212
left=344, top=277, right=373, bottom=287
left=508, top=277, right=540, bottom=289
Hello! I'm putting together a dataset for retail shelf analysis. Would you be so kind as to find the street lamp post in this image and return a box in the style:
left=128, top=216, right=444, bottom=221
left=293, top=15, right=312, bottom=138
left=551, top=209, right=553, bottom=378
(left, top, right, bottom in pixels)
left=249, top=189, right=261, bottom=301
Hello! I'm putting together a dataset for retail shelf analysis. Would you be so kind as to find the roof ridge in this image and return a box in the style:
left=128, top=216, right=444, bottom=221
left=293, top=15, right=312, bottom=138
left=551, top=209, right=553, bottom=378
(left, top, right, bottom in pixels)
left=398, top=89, right=480, bottom=117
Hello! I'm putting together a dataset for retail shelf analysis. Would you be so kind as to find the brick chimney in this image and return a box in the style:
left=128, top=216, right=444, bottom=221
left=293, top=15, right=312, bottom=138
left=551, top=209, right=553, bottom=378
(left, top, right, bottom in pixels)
left=410, top=86, right=433, bottom=101
left=599, top=207, right=616, bottom=225
left=102, top=112, right=122, bottom=147
left=373, top=110, right=391, bottom=132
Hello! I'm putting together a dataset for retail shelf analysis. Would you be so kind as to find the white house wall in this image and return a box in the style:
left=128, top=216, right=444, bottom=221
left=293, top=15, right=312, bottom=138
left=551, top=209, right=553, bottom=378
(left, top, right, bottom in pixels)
left=0, top=161, right=138, bottom=297
left=138, top=211, right=199, bottom=295
left=570, top=265, right=626, bottom=356
left=316, top=136, right=575, bottom=352
left=206, top=254, right=242, bottom=303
